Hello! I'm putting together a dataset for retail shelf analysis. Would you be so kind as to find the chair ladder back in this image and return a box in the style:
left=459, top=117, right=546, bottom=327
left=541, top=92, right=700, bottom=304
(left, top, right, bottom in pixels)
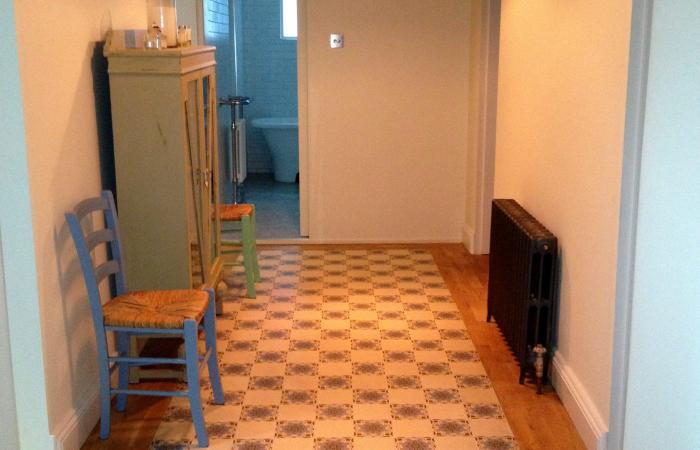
left=65, top=211, right=107, bottom=329
left=65, top=191, right=127, bottom=326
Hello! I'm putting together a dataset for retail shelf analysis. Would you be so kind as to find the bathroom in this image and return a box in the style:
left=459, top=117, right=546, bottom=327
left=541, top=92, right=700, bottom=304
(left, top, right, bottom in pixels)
left=211, top=0, right=301, bottom=240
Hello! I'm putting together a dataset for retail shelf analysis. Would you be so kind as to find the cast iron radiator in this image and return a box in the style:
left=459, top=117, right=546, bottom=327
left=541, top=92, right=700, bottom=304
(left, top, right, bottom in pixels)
left=487, top=199, right=557, bottom=393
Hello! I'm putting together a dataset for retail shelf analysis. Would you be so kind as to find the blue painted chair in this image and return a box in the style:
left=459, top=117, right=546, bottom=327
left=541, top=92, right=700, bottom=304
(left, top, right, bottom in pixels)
left=65, top=191, right=224, bottom=447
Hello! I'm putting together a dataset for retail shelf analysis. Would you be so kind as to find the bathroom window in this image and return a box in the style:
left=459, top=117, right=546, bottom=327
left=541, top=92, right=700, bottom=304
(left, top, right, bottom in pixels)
left=281, top=0, right=297, bottom=39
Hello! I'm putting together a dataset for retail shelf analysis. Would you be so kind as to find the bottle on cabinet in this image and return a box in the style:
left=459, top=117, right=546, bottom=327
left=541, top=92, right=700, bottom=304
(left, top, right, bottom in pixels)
left=145, top=23, right=164, bottom=49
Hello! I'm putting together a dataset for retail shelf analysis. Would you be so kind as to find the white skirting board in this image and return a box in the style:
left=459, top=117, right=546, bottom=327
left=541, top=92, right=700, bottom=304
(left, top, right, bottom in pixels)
left=552, top=352, right=608, bottom=450
left=52, top=385, right=100, bottom=450
left=262, top=237, right=464, bottom=245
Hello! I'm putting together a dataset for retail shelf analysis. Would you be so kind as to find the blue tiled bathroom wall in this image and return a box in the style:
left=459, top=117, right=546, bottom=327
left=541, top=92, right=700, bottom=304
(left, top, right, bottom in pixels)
left=238, top=0, right=297, bottom=173
left=205, top=0, right=234, bottom=95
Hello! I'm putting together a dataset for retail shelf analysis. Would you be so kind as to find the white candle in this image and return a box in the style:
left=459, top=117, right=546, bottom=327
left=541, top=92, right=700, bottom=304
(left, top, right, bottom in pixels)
left=147, top=0, right=177, bottom=47
left=161, top=4, right=177, bottom=47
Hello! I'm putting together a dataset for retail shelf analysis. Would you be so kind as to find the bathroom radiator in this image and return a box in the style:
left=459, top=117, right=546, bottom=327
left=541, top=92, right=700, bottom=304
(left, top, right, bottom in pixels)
left=487, top=199, right=558, bottom=393
left=230, top=118, right=247, bottom=184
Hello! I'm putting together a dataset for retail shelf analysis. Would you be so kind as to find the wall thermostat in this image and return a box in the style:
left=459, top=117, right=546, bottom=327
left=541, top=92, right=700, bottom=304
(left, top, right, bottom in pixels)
left=330, top=34, right=344, bottom=48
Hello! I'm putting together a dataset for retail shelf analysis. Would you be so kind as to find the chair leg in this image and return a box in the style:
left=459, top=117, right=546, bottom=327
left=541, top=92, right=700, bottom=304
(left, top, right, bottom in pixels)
left=204, top=289, right=224, bottom=405
left=99, top=366, right=111, bottom=439
left=251, top=208, right=261, bottom=282
left=184, top=320, right=208, bottom=448
left=241, top=215, right=256, bottom=299
left=128, top=337, right=141, bottom=383
left=116, top=332, right=130, bottom=412
left=96, top=334, right=111, bottom=440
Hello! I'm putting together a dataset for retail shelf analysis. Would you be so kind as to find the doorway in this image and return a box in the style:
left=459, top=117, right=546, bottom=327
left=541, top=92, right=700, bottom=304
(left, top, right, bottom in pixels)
left=201, top=0, right=307, bottom=240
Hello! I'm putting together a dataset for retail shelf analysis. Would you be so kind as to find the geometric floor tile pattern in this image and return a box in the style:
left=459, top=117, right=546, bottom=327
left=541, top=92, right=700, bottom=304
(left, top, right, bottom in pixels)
left=150, top=248, right=518, bottom=450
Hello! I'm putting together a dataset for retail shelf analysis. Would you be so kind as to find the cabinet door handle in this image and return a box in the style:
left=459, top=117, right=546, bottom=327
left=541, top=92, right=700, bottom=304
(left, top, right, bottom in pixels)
left=203, top=168, right=210, bottom=188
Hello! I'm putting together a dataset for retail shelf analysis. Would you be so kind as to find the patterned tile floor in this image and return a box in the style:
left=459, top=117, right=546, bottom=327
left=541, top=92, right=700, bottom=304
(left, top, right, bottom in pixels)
left=150, top=248, right=518, bottom=450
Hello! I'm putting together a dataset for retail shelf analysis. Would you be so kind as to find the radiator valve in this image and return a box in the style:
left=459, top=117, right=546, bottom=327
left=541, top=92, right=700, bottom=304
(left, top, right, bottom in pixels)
left=533, top=344, right=547, bottom=394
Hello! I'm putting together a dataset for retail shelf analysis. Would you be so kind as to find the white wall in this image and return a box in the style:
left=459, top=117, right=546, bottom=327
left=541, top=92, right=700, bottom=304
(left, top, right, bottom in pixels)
left=494, top=1, right=632, bottom=448
left=464, top=0, right=498, bottom=255
left=13, top=1, right=147, bottom=448
left=620, top=2, right=700, bottom=448
left=304, top=0, right=469, bottom=242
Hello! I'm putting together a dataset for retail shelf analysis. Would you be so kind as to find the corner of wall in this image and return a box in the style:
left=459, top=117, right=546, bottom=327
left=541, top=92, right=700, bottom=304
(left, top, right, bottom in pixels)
left=462, top=224, right=476, bottom=254
left=552, top=352, right=608, bottom=450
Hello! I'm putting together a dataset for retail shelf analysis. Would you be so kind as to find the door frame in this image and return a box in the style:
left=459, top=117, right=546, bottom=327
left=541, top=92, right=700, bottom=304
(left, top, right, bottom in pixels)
left=0, top=241, right=20, bottom=450
left=471, top=0, right=501, bottom=255
left=0, top=0, right=54, bottom=446
left=607, top=1, right=654, bottom=448
left=197, top=0, right=311, bottom=238
left=296, top=0, right=310, bottom=237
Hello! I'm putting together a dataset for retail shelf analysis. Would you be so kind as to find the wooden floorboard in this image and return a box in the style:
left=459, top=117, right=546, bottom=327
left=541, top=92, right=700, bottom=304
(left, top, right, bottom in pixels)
left=81, top=382, right=174, bottom=450
left=430, top=244, right=586, bottom=450
left=81, top=243, right=585, bottom=450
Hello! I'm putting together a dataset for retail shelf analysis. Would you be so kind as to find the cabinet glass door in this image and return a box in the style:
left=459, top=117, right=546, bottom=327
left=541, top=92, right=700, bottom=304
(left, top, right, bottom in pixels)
left=183, top=72, right=220, bottom=289
left=203, top=74, right=221, bottom=271
left=185, top=78, right=206, bottom=287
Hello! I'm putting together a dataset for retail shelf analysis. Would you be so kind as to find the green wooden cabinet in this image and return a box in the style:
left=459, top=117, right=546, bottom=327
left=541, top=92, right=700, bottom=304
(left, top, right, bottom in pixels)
left=105, top=40, right=222, bottom=295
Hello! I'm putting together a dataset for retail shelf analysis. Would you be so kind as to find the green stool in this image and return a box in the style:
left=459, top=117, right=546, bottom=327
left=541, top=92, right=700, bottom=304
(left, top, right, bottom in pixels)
left=220, top=203, right=261, bottom=298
